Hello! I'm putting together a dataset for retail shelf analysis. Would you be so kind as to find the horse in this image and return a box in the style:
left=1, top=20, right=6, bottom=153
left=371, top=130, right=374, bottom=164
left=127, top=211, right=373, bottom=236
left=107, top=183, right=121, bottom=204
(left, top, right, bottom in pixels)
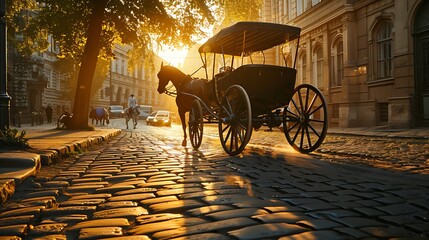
left=125, top=106, right=139, bottom=129
left=157, top=63, right=207, bottom=147
left=89, top=107, right=110, bottom=125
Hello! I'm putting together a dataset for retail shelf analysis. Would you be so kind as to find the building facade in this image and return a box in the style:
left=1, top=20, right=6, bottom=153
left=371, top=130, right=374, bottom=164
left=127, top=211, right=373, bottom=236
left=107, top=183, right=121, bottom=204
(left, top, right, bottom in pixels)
left=264, top=0, right=428, bottom=128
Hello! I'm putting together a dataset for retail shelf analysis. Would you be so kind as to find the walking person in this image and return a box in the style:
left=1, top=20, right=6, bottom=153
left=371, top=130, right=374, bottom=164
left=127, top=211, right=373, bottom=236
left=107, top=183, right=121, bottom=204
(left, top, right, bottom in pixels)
left=45, top=104, right=53, bottom=123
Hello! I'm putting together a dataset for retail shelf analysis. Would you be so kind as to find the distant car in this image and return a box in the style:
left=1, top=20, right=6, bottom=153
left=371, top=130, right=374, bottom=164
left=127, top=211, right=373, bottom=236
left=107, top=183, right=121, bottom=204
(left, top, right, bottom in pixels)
left=146, top=110, right=171, bottom=126
left=139, top=105, right=153, bottom=120
left=108, top=105, right=124, bottom=118
left=146, top=112, right=157, bottom=125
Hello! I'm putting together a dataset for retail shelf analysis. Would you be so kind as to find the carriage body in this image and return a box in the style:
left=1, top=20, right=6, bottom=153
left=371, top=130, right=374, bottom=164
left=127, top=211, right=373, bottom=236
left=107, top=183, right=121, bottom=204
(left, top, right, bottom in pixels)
left=185, top=22, right=328, bottom=155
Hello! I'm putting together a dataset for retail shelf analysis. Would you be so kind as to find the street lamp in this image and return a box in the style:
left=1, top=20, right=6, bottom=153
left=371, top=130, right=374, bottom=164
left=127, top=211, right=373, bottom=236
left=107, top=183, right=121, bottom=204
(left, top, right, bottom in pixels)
left=0, top=0, right=11, bottom=131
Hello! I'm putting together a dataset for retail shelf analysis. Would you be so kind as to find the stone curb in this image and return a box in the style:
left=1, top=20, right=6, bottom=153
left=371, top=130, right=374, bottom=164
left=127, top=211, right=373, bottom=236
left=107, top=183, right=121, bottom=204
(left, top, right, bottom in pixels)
left=0, top=129, right=122, bottom=204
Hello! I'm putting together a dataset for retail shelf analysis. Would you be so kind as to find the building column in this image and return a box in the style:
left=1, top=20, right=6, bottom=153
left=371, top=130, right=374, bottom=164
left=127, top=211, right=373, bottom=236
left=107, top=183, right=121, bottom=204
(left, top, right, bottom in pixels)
left=0, top=0, right=11, bottom=130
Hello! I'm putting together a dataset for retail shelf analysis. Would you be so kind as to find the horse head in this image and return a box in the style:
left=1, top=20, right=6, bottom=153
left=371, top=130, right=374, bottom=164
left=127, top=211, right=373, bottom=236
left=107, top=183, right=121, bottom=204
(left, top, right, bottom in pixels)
left=157, top=63, right=188, bottom=94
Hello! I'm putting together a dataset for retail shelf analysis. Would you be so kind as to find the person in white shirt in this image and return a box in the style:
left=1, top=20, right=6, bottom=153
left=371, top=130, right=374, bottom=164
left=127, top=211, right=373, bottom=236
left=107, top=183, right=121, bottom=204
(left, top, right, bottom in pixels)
left=127, top=94, right=138, bottom=115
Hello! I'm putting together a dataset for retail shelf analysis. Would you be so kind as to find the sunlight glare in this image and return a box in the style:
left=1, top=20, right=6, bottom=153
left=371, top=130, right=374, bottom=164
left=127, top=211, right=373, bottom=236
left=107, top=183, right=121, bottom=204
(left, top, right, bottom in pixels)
left=157, top=47, right=189, bottom=68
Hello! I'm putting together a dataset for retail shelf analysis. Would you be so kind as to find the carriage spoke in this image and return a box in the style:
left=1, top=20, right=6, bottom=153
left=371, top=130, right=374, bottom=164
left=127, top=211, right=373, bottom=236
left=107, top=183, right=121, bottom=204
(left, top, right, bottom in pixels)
left=306, top=94, right=318, bottom=113
left=305, top=125, right=312, bottom=149
left=299, top=125, right=305, bottom=149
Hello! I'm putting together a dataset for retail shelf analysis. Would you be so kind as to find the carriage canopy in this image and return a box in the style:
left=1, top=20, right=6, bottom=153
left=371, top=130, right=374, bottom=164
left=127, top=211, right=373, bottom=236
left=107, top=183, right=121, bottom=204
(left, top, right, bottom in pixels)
left=198, top=22, right=301, bottom=56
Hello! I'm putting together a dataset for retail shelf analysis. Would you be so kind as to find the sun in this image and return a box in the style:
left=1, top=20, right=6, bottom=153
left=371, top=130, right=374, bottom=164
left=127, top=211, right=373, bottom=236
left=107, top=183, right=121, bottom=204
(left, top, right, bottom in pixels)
left=157, top=47, right=189, bottom=67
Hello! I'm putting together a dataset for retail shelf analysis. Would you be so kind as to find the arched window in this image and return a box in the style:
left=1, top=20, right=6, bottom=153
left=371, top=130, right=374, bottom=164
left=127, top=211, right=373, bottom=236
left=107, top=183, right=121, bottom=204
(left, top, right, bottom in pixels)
left=330, top=40, right=343, bottom=87
left=376, top=21, right=393, bottom=79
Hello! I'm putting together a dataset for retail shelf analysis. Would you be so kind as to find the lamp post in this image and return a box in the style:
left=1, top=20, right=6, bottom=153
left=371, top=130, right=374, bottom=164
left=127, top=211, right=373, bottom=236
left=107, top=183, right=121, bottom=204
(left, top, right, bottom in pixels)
left=0, top=0, right=11, bottom=131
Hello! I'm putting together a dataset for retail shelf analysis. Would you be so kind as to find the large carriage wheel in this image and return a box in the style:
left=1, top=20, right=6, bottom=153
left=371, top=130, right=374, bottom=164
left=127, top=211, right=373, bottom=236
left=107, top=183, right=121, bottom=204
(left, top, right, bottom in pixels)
left=284, top=84, right=328, bottom=153
left=189, top=100, right=204, bottom=150
left=218, top=85, right=252, bottom=156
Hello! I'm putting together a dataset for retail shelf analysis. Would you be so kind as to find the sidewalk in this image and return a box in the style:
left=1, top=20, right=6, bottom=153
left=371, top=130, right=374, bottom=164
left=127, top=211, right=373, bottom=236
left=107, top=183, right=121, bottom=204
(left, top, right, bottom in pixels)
left=0, top=123, right=121, bottom=203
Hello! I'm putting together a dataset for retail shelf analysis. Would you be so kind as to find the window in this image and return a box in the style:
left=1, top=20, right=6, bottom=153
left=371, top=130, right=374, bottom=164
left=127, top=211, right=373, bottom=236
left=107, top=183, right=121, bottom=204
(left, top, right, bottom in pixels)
left=297, top=53, right=307, bottom=84
left=297, top=0, right=306, bottom=16
left=378, top=102, right=389, bottom=123
left=331, top=40, right=343, bottom=87
left=376, top=21, right=393, bottom=79
left=312, top=0, right=321, bottom=6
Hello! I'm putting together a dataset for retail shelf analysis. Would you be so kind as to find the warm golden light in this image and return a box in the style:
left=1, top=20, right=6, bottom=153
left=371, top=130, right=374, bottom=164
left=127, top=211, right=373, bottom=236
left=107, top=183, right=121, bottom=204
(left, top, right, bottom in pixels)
left=157, top=47, right=189, bottom=67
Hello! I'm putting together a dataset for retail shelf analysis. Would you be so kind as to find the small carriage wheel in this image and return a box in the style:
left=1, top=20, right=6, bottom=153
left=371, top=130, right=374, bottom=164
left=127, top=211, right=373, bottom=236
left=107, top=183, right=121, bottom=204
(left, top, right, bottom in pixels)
left=218, top=85, right=252, bottom=156
left=57, top=113, right=69, bottom=129
left=284, top=84, right=328, bottom=153
left=189, top=99, right=204, bottom=150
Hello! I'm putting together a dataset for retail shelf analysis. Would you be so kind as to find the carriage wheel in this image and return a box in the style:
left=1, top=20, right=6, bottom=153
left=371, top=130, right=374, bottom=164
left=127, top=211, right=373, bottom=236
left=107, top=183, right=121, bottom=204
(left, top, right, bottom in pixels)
left=57, top=113, right=69, bottom=129
left=218, top=85, right=252, bottom=156
left=284, top=84, right=328, bottom=153
left=189, top=100, right=204, bottom=150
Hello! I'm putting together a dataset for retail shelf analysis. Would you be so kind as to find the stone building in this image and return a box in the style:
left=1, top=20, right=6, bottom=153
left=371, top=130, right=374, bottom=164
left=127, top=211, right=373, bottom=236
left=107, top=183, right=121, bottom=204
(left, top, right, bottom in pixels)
left=263, top=0, right=428, bottom=128
left=89, top=44, right=166, bottom=111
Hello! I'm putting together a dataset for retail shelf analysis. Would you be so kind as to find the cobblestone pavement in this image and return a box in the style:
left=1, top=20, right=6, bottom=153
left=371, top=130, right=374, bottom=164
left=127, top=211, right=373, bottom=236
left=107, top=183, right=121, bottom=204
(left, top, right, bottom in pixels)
left=0, top=124, right=428, bottom=239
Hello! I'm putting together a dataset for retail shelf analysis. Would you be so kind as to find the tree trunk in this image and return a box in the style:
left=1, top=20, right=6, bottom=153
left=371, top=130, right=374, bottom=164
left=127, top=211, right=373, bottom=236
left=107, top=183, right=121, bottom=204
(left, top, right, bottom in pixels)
left=70, top=0, right=108, bottom=130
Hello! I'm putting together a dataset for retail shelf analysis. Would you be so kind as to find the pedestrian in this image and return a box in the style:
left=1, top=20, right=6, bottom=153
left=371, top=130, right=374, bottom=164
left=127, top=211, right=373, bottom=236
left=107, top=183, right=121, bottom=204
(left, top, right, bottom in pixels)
left=45, top=104, right=53, bottom=123
left=127, top=93, right=138, bottom=115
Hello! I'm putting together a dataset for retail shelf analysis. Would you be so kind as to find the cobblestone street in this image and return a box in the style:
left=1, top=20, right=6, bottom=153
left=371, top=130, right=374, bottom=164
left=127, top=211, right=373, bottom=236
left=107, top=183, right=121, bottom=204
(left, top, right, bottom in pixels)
left=0, top=123, right=428, bottom=239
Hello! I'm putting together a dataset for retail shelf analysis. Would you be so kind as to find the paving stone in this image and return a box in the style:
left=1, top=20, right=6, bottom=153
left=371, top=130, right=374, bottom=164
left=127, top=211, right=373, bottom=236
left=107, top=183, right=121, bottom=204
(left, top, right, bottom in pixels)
left=95, top=185, right=135, bottom=194
left=0, top=215, right=35, bottom=226
left=156, top=187, right=204, bottom=197
left=153, top=217, right=258, bottom=240
left=18, top=190, right=60, bottom=199
left=98, top=236, right=150, bottom=240
left=206, top=208, right=269, bottom=220
left=149, top=199, right=206, bottom=213
left=71, top=178, right=104, bottom=183
left=170, top=233, right=231, bottom=240
left=108, top=193, right=155, bottom=202
left=179, top=190, right=218, bottom=199
left=331, top=217, right=386, bottom=228
left=50, top=214, right=88, bottom=224
left=376, top=203, right=422, bottom=215
left=0, top=224, right=28, bottom=236
left=113, top=188, right=156, bottom=196
left=41, top=206, right=96, bottom=218
left=137, top=181, right=177, bottom=188
left=353, top=207, right=385, bottom=217
left=334, top=227, right=370, bottom=238
left=78, top=226, right=123, bottom=240
left=67, top=218, right=130, bottom=231
left=263, top=206, right=304, bottom=213
left=297, top=218, right=344, bottom=229
left=72, top=181, right=109, bottom=186
left=253, top=212, right=309, bottom=223
left=41, top=181, right=70, bottom=188
left=65, top=184, right=105, bottom=194
left=129, top=217, right=207, bottom=235
left=187, top=205, right=235, bottom=216
left=406, top=222, right=429, bottom=233
left=233, top=199, right=287, bottom=208
left=140, top=195, right=178, bottom=205
left=228, top=223, right=307, bottom=239
left=105, top=174, right=136, bottom=182
left=92, top=206, right=148, bottom=219
left=374, top=196, right=405, bottom=204
left=201, top=194, right=254, bottom=205
left=360, top=225, right=419, bottom=238
left=299, top=202, right=336, bottom=211
left=0, top=206, right=45, bottom=218
left=59, top=198, right=106, bottom=206
left=32, top=234, right=67, bottom=240
left=280, top=230, right=349, bottom=240
left=136, top=213, right=185, bottom=224
left=28, top=223, right=67, bottom=236
left=68, top=193, right=111, bottom=200
left=98, top=201, right=138, bottom=210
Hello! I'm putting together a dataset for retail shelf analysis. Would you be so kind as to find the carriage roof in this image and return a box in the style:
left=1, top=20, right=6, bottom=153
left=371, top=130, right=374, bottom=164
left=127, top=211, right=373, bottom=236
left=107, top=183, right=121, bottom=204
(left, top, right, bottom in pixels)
left=198, top=22, right=301, bottom=56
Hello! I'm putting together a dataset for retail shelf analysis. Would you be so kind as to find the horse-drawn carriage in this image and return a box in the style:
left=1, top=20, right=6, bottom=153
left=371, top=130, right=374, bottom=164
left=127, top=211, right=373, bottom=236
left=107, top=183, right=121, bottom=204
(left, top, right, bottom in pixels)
left=157, top=21, right=328, bottom=156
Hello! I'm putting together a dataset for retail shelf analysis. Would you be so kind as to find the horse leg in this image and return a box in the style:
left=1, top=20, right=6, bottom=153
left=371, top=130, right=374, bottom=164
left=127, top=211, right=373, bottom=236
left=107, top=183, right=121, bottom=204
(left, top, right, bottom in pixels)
left=125, top=118, right=129, bottom=129
left=179, top=109, right=187, bottom=146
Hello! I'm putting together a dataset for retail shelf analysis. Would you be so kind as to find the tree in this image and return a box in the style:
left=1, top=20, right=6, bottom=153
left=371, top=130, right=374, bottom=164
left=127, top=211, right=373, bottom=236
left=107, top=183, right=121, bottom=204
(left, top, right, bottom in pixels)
left=21, top=0, right=217, bottom=129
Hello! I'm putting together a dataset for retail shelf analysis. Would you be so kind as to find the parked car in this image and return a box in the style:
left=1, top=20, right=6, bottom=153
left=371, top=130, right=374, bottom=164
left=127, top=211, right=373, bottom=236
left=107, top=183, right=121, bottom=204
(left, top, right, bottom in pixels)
left=146, top=110, right=171, bottom=126
left=139, top=105, right=153, bottom=120
left=146, top=112, right=156, bottom=125
left=108, top=105, right=124, bottom=118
